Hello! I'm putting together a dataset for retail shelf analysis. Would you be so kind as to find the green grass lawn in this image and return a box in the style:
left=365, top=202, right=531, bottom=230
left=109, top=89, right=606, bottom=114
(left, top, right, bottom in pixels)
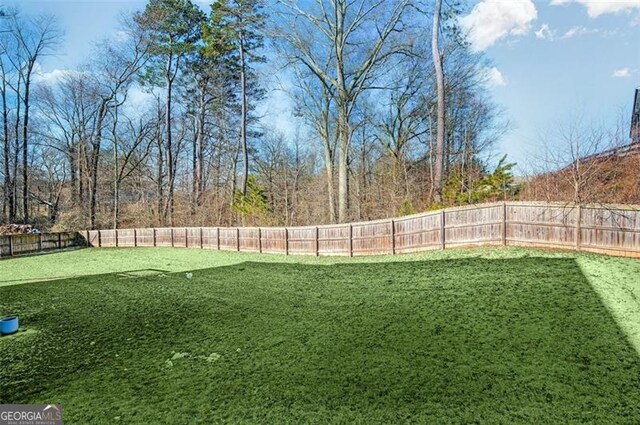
left=1, top=247, right=640, bottom=424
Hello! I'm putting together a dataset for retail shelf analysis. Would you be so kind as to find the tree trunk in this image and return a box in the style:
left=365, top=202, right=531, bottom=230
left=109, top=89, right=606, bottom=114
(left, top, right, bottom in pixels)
left=13, top=74, right=20, bottom=219
left=192, top=90, right=206, bottom=216
left=165, top=56, right=175, bottom=227
left=112, top=107, right=119, bottom=229
left=191, top=115, right=198, bottom=217
left=432, top=0, right=446, bottom=205
left=1, top=75, right=13, bottom=222
left=156, top=137, right=164, bottom=226
left=231, top=138, right=240, bottom=206
left=239, top=31, right=249, bottom=196
left=337, top=103, right=350, bottom=223
left=90, top=101, right=108, bottom=230
left=322, top=141, right=336, bottom=223
left=79, top=138, right=86, bottom=204
left=69, top=146, right=78, bottom=204
left=22, top=66, right=33, bottom=223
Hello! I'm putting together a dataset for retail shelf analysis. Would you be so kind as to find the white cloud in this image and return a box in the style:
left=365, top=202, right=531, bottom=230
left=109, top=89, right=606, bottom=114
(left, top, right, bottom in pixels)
left=123, top=85, right=156, bottom=112
left=612, top=67, right=632, bottom=77
left=551, top=0, right=640, bottom=18
left=33, top=64, right=87, bottom=85
left=562, top=25, right=599, bottom=38
left=535, top=24, right=555, bottom=39
left=35, top=69, right=69, bottom=83
left=485, top=67, right=507, bottom=87
left=460, top=0, right=538, bottom=51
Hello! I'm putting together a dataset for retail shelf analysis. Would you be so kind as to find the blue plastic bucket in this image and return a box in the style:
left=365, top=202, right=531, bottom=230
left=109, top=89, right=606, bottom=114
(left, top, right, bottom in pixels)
left=0, top=316, right=19, bottom=335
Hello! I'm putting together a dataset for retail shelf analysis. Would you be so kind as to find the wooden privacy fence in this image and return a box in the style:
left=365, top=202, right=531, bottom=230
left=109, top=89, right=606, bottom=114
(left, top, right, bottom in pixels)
left=0, top=232, right=80, bottom=258
left=83, top=202, right=640, bottom=259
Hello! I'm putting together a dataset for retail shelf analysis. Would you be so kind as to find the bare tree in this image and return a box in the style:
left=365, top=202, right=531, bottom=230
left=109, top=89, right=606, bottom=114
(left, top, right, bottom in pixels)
left=289, top=66, right=338, bottom=222
left=110, top=109, right=154, bottom=228
left=528, top=116, right=622, bottom=205
left=276, top=0, right=409, bottom=222
left=84, top=21, right=150, bottom=229
left=3, top=11, right=62, bottom=222
left=431, top=0, right=445, bottom=204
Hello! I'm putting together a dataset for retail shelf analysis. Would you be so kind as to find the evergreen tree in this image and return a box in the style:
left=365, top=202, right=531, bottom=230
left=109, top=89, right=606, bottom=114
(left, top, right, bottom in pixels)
left=134, top=0, right=205, bottom=225
left=208, top=0, right=266, bottom=196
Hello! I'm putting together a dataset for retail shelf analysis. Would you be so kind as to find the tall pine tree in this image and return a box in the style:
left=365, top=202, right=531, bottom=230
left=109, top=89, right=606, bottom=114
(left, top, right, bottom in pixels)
left=208, top=0, right=265, bottom=197
left=135, top=0, right=205, bottom=225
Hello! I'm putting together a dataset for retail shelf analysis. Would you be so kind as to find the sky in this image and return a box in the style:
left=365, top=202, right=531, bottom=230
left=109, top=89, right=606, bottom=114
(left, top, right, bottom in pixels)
left=7, top=0, right=640, bottom=171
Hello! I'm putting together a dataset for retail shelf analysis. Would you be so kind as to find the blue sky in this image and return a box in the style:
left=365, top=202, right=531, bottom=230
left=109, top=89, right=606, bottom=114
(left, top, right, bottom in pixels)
left=9, top=0, right=640, bottom=170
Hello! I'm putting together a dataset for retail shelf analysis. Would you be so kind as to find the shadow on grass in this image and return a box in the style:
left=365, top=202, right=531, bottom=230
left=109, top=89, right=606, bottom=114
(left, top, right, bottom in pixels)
left=0, top=268, right=171, bottom=286
left=1, top=257, right=639, bottom=423
left=0, top=246, right=86, bottom=262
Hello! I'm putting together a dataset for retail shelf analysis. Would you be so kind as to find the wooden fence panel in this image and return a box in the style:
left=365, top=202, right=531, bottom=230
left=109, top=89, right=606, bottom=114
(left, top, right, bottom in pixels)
left=219, top=228, right=239, bottom=250
left=136, top=229, right=155, bottom=247
left=288, top=227, right=316, bottom=255
left=261, top=228, right=286, bottom=253
left=394, top=212, right=441, bottom=253
left=445, top=204, right=503, bottom=246
left=0, top=232, right=80, bottom=258
left=239, top=228, right=260, bottom=252
left=117, top=229, right=135, bottom=247
left=100, top=229, right=117, bottom=247
left=171, top=228, right=186, bottom=247
left=87, top=230, right=100, bottom=247
left=352, top=221, right=392, bottom=256
left=11, top=234, right=38, bottom=254
left=318, top=225, right=350, bottom=256
left=0, top=236, right=9, bottom=256
left=154, top=228, right=172, bottom=247
left=506, top=203, right=576, bottom=248
left=202, top=228, right=217, bottom=249
left=580, top=207, right=640, bottom=253
left=186, top=228, right=202, bottom=248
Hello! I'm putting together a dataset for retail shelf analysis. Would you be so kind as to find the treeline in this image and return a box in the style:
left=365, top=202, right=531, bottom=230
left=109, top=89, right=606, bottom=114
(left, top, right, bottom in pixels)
left=0, top=0, right=515, bottom=231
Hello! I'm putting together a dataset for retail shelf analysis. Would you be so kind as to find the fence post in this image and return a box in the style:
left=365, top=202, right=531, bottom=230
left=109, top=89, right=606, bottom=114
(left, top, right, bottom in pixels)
left=200, top=228, right=204, bottom=249
left=391, top=219, right=396, bottom=255
left=502, top=201, right=507, bottom=246
left=185, top=228, right=189, bottom=248
left=258, top=228, right=262, bottom=253
left=349, top=224, right=353, bottom=257
left=58, top=232, right=63, bottom=249
left=315, top=227, right=319, bottom=257
left=217, top=227, right=221, bottom=250
left=39, top=233, right=43, bottom=251
left=85, top=230, right=90, bottom=247
left=236, top=228, right=241, bottom=251
left=153, top=228, right=157, bottom=247
left=115, top=229, right=119, bottom=248
left=134, top=229, right=138, bottom=247
left=9, top=234, right=13, bottom=256
left=98, top=230, right=102, bottom=248
left=285, top=228, right=289, bottom=255
left=575, top=204, right=582, bottom=251
left=171, top=228, right=175, bottom=247
left=441, top=209, right=446, bottom=250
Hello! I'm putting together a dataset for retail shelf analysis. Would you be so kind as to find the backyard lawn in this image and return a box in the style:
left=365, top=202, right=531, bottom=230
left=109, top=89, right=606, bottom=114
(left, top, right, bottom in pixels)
left=1, top=247, right=640, bottom=423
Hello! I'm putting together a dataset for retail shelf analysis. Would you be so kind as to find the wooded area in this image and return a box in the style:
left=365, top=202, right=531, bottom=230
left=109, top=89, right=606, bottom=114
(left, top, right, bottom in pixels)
left=0, top=0, right=636, bottom=232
